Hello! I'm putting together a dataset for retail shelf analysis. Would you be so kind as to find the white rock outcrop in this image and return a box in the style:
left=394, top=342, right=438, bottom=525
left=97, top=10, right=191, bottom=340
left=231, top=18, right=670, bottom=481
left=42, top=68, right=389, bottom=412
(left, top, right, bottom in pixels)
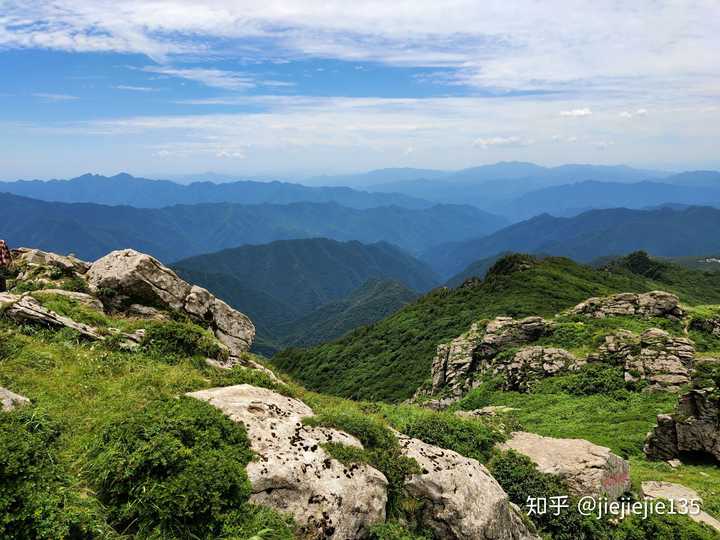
left=499, top=432, right=630, bottom=500
left=0, top=387, right=30, bottom=412
left=187, top=385, right=388, bottom=539
left=86, top=250, right=255, bottom=358
left=398, top=434, right=539, bottom=540
left=641, top=481, right=720, bottom=533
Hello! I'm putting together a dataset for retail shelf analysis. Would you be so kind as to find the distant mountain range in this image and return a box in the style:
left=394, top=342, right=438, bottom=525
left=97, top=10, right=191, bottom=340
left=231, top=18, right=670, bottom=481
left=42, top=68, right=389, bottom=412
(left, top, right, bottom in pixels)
left=0, top=172, right=432, bottom=210
left=172, top=238, right=437, bottom=353
left=0, top=193, right=505, bottom=262
left=498, top=178, right=720, bottom=220
left=423, top=206, right=720, bottom=278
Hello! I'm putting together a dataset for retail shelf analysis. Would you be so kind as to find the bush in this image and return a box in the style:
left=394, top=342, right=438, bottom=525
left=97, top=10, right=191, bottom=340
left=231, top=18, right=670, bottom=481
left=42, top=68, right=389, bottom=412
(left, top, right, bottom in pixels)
left=612, top=512, right=719, bottom=540
left=402, top=413, right=503, bottom=463
left=141, top=320, right=224, bottom=361
left=369, top=521, right=432, bottom=540
left=537, top=363, right=627, bottom=396
left=85, top=397, right=254, bottom=538
left=0, top=407, right=109, bottom=539
left=220, top=504, right=295, bottom=540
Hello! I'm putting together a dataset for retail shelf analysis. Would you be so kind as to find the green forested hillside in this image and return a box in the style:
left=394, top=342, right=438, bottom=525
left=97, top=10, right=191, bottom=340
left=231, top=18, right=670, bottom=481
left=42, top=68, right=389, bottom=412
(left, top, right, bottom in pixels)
left=273, top=253, right=720, bottom=402
left=174, top=239, right=437, bottom=352
left=276, top=279, right=419, bottom=349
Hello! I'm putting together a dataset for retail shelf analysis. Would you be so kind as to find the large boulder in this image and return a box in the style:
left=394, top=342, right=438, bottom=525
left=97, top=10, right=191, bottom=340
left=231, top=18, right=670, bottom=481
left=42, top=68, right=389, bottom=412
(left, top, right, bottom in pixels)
left=644, top=388, right=720, bottom=463
left=641, top=481, right=720, bottom=533
left=593, top=329, right=694, bottom=391
left=187, top=385, right=387, bottom=539
left=429, top=316, right=552, bottom=396
left=1, top=387, right=30, bottom=412
left=495, top=346, right=581, bottom=392
left=397, top=434, right=539, bottom=540
left=499, top=432, right=631, bottom=500
left=86, top=250, right=255, bottom=357
left=570, top=291, right=684, bottom=320
left=13, top=248, right=90, bottom=275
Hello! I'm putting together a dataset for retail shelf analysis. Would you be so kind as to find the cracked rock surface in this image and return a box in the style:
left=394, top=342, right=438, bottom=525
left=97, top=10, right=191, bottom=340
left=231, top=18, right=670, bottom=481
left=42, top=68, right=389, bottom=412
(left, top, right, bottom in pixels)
left=187, top=384, right=387, bottom=539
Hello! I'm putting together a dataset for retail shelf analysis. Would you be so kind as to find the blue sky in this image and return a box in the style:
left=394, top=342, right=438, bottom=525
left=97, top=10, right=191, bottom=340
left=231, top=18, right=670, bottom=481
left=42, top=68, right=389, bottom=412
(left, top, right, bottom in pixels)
left=1, top=1, right=718, bottom=179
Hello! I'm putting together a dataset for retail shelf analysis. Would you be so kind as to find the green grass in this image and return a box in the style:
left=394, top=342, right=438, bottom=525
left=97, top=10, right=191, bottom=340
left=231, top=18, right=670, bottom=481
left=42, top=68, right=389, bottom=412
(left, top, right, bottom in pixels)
left=455, top=385, right=720, bottom=521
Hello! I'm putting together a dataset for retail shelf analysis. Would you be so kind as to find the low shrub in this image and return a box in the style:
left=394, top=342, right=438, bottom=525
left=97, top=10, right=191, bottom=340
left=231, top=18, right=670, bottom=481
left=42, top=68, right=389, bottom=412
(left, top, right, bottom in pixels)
left=402, top=412, right=503, bottom=463
left=85, top=397, right=253, bottom=538
left=369, top=521, right=432, bottom=540
left=0, top=407, right=109, bottom=539
left=535, top=363, right=627, bottom=396
left=219, top=504, right=295, bottom=540
left=141, top=320, right=224, bottom=361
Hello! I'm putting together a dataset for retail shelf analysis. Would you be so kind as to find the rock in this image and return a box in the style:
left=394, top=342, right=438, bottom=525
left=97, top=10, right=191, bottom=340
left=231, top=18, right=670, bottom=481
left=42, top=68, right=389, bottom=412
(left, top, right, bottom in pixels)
left=495, top=346, right=581, bottom=392
left=127, top=304, right=168, bottom=320
left=13, top=248, right=90, bottom=274
left=187, top=385, right=387, bottom=539
left=641, top=481, right=720, bottom=532
left=32, top=289, right=104, bottom=312
left=1, top=387, right=30, bottom=412
left=644, top=389, right=720, bottom=463
left=429, top=316, right=551, bottom=396
left=570, top=291, right=684, bottom=320
left=421, top=397, right=460, bottom=411
left=499, top=432, right=630, bottom=500
left=1, top=293, right=103, bottom=340
left=86, top=250, right=255, bottom=358
left=690, top=316, right=720, bottom=337
left=397, top=434, right=539, bottom=540
left=667, top=458, right=682, bottom=469
left=456, top=406, right=519, bottom=418
left=593, top=329, right=694, bottom=391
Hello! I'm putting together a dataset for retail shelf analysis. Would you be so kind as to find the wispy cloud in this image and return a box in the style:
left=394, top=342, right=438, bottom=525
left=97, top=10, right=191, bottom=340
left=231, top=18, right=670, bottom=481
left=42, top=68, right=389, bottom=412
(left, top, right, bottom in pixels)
left=112, top=85, right=159, bottom=92
left=472, top=136, right=526, bottom=149
left=619, top=108, right=648, bottom=119
left=560, top=108, right=592, bottom=117
left=32, top=92, right=79, bottom=102
left=1, top=1, right=717, bottom=99
left=140, top=67, right=256, bottom=90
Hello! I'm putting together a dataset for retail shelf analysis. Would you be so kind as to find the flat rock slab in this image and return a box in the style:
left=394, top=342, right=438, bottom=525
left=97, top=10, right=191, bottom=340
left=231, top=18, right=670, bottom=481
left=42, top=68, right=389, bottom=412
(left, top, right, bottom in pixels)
left=187, top=384, right=387, bottom=539
left=641, top=481, right=720, bottom=533
left=398, top=434, right=539, bottom=540
left=499, top=432, right=630, bottom=500
left=0, top=387, right=30, bottom=412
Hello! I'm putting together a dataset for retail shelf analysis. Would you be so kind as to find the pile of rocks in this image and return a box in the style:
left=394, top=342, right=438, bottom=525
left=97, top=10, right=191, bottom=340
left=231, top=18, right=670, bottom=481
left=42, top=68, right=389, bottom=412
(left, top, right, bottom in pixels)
left=593, top=328, right=695, bottom=391
left=570, top=291, right=684, bottom=321
left=644, top=388, right=720, bottom=463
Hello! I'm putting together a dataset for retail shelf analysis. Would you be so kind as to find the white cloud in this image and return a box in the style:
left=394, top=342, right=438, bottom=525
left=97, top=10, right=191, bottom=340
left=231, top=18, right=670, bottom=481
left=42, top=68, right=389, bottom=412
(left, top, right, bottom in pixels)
left=32, top=92, right=79, bottom=102
left=619, top=108, right=649, bottom=118
left=560, top=108, right=592, bottom=117
left=113, top=85, right=158, bottom=92
left=0, top=1, right=717, bottom=99
left=472, top=136, right=525, bottom=149
left=140, top=67, right=256, bottom=90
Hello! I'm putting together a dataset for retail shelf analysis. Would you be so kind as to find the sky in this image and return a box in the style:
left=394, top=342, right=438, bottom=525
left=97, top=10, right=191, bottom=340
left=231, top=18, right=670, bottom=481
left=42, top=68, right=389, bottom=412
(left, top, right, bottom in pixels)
left=0, top=1, right=718, bottom=179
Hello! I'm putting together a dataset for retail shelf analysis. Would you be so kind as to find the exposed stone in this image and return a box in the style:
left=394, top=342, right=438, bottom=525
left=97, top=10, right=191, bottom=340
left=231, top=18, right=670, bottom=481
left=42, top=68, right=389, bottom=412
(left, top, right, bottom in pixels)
left=397, top=434, right=539, bottom=540
left=1, top=293, right=103, bottom=340
left=187, top=385, right=387, bottom=539
left=1, top=387, right=30, bottom=412
left=86, top=250, right=255, bottom=359
left=456, top=406, right=519, bottom=418
left=691, top=316, right=720, bottom=337
left=593, top=329, right=694, bottom=391
left=644, top=388, right=720, bottom=463
left=494, top=346, right=581, bottom=392
left=429, top=316, right=552, bottom=396
left=32, top=289, right=104, bottom=312
left=13, top=248, right=90, bottom=275
left=499, top=432, right=631, bottom=500
left=127, top=303, right=168, bottom=320
left=641, top=481, right=720, bottom=532
left=570, top=291, right=684, bottom=321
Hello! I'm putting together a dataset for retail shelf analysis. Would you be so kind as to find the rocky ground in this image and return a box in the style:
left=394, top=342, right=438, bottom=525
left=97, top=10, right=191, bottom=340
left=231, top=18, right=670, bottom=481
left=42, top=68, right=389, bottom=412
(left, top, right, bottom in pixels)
left=1, top=247, right=719, bottom=539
